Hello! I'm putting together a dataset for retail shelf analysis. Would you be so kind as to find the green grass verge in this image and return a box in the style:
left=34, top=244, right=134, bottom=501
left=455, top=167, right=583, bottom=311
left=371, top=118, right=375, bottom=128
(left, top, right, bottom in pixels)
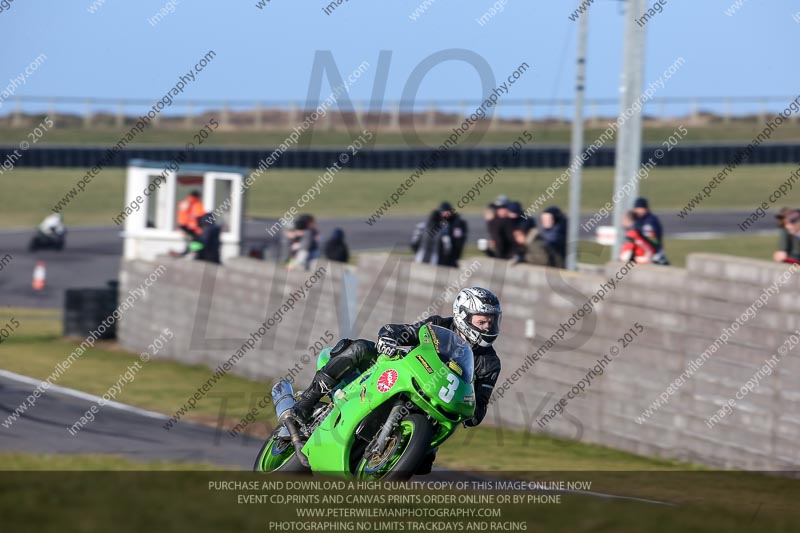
left=449, top=235, right=777, bottom=270
left=5, top=164, right=796, bottom=228
left=2, top=121, right=799, bottom=146
left=0, top=452, right=221, bottom=471
left=570, top=234, right=778, bottom=268
left=1, top=308, right=269, bottom=429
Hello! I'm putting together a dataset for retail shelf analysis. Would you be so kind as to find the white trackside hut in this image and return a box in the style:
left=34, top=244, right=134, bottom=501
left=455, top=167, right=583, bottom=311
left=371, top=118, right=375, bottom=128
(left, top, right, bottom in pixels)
left=121, top=159, right=246, bottom=261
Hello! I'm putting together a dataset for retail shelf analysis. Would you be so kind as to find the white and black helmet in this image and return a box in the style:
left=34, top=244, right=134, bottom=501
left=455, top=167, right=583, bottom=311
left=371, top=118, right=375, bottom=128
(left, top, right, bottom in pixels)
left=452, top=287, right=502, bottom=347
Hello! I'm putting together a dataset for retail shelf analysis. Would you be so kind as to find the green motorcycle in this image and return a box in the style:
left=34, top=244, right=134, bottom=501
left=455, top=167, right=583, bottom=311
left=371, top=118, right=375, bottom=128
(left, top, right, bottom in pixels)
left=253, top=324, right=475, bottom=479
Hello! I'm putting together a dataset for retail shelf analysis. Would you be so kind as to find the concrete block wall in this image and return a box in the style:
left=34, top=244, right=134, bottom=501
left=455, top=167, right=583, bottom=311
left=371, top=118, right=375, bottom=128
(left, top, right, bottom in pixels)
left=118, top=257, right=347, bottom=384
left=118, top=253, right=800, bottom=470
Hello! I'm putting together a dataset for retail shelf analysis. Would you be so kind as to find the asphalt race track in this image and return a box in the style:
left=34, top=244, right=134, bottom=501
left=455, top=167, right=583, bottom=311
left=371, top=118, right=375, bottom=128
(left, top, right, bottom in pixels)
left=0, top=210, right=776, bottom=309
left=0, top=371, right=261, bottom=468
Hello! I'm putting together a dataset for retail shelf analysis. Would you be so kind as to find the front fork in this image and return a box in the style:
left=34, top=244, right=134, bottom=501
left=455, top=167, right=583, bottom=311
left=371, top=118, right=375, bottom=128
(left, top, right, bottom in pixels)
left=365, top=400, right=406, bottom=457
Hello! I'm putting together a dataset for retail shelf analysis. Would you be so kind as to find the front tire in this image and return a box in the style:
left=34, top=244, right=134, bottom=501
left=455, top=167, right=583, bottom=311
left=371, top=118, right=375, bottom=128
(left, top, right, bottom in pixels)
left=253, top=437, right=308, bottom=474
left=355, top=413, right=433, bottom=481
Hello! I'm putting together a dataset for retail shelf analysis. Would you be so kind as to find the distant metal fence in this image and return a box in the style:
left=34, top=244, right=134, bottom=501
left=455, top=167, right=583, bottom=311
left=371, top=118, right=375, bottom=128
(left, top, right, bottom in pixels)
left=3, top=142, right=799, bottom=170
left=1, top=95, right=799, bottom=131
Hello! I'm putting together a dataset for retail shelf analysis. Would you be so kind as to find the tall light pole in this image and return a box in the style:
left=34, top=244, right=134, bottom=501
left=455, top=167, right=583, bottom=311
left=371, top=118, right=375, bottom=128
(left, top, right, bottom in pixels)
left=611, top=0, right=647, bottom=259
left=566, top=5, right=589, bottom=271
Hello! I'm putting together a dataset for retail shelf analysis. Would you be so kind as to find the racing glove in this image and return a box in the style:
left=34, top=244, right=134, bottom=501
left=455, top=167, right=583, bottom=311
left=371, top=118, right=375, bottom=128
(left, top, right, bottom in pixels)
left=376, top=336, right=400, bottom=358
left=463, top=417, right=479, bottom=428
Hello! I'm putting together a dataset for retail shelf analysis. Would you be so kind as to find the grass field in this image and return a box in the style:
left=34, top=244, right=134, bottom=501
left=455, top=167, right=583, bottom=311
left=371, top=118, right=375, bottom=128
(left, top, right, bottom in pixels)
left=2, top=121, right=799, bottom=147
left=571, top=234, right=778, bottom=267
left=0, top=452, right=220, bottom=471
left=1, top=308, right=269, bottom=430
left=5, top=164, right=798, bottom=228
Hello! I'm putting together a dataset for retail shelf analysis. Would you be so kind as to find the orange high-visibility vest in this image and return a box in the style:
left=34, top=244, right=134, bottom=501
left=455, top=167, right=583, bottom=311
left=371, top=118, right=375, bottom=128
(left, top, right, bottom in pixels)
left=177, top=196, right=205, bottom=232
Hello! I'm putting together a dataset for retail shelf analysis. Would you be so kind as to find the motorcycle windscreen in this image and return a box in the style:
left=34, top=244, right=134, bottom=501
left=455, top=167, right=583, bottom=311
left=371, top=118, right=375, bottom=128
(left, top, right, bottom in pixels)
left=427, top=325, right=474, bottom=383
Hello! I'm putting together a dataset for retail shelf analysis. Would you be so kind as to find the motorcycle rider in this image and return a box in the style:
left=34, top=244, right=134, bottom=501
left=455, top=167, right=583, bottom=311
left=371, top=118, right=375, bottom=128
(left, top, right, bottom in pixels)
left=38, top=213, right=66, bottom=239
left=292, top=287, right=502, bottom=471
left=31, top=213, right=67, bottom=250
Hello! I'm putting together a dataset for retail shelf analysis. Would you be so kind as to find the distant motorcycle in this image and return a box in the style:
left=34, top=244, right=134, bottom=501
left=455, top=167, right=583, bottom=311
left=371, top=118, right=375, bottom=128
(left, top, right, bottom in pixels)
left=29, top=228, right=66, bottom=252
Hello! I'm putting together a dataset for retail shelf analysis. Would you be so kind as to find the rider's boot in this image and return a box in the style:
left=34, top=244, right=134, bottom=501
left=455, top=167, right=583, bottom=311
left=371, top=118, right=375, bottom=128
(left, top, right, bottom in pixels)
left=292, top=371, right=338, bottom=424
left=293, top=339, right=377, bottom=424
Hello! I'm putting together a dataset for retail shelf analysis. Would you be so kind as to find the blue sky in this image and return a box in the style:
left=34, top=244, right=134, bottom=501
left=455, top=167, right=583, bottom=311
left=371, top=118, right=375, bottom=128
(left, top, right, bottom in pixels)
left=1, top=0, right=798, bottom=117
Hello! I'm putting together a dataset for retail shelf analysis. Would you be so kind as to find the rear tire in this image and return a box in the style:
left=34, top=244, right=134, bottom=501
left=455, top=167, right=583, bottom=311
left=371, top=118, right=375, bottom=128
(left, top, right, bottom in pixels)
left=355, top=413, right=433, bottom=481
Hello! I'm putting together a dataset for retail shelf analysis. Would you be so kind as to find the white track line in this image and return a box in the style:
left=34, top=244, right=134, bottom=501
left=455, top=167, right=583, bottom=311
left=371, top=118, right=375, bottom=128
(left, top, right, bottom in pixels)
left=437, top=471, right=675, bottom=506
left=549, top=487, right=674, bottom=506
left=0, top=369, right=168, bottom=420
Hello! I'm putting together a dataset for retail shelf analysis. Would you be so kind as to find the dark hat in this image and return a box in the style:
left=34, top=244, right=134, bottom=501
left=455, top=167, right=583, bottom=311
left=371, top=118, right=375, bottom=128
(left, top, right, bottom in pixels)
left=492, top=194, right=509, bottom=208
left=294, top=214, right=313, bottom=230
left=633, top=197, right=649, bottom=209
left=439, top=201, right=454, bottom=212
left=190, top=189, right=201, bottom=198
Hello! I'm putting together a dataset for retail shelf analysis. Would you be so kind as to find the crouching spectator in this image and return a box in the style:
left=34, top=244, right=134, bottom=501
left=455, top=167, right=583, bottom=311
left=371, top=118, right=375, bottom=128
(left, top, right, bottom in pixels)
left=480, top=196, right=514, bottom=259
left=777, top=210, right=800, bottom=264
left=620, top=210, right=658, bottom=264
left=773, top=208, right=800, bottom=263
left=514, top=206, right=567, bottom=268
left=323, top=227, right=349, bottom=263
left=191, top=213, right=221, bottom=264
left=538, top=206, right=567, bottom=268
left=633, top=197, right=668, bottom=264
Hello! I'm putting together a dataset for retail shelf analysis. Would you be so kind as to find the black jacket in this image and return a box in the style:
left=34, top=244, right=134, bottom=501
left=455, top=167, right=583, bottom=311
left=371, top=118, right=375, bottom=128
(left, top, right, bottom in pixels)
left=378, top=315, right=501, bottom=425
left=446, top=214, right=468, bottom=266
left=323, top=228, right=349, bottom=263
left=195, top=223, right=221, bottom=264
left=410, top=211, right=450, bottom=266
left=486, top=216, right=517, bottom=259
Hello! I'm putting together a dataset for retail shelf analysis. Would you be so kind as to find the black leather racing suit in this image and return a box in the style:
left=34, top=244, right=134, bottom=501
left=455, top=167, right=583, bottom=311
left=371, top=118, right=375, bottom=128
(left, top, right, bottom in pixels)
left=378, top=315, right=501, bottom=426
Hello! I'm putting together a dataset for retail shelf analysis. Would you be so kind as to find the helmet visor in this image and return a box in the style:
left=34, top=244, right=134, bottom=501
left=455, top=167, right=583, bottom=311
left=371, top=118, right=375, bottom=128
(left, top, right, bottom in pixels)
left=468, top=312, right=501, bottom=338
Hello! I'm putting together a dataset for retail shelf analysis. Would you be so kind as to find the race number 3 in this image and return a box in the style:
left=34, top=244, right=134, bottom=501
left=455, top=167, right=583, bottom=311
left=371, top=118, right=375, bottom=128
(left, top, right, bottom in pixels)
left=439, top=373, right=459, bottom=403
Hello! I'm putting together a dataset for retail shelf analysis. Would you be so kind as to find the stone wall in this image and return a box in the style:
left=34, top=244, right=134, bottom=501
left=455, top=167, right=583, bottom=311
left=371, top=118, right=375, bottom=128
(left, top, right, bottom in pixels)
left=119, top=253, right=800, bottom=470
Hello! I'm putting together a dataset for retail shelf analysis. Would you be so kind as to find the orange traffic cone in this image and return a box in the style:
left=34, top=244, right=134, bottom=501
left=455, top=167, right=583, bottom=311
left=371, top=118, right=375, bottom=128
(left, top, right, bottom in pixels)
left=32, top=261, right=46, bottom=291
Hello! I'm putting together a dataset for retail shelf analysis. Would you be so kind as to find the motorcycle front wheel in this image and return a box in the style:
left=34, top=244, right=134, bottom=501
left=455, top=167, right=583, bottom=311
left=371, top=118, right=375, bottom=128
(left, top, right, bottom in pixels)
left=355, top=413, right=433, bottom=481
